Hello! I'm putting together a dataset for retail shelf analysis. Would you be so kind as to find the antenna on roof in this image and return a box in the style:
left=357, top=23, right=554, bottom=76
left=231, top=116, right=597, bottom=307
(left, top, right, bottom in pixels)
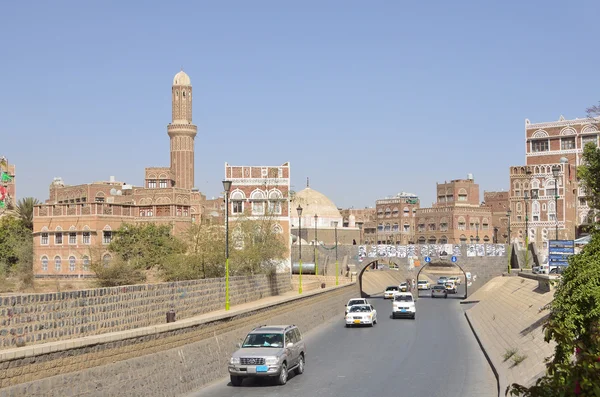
left=307, top=177, right=309, bottom=188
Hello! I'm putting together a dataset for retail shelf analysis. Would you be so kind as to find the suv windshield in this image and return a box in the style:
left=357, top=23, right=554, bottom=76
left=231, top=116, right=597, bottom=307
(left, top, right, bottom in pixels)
left=386, top=287, right=398, bottom=291
left=242, top=333, right=284, bottom=348
left=394, top=295, right=413, bottom=302
left=349, top=305, right=371, bottom=313
left=433, top=286, right=445, bottom=290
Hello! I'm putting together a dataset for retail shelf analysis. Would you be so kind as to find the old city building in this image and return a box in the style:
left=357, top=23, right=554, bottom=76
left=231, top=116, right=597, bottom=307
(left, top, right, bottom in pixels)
left=414, top=176, right=494, bottom=244
left=363, top=192, right=420, bottom=245
left=509, top=116, right=600, bottom=252
left=32, top=71, right=210, bottom=278
left=224, top=162, right=292, bottom=269
left=483, top=191, right=510, bottom=243
left=339, top=207, right=376, bottom=244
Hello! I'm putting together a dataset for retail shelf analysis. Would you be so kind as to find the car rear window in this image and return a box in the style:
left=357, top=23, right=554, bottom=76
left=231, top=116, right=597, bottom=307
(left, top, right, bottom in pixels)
left=394, top=295, right=413, bottom=302
left=386, top=286, right=398, bottom=291
left=348, top=300, right=365, bottom=306
left=433, top=286, right=445, bottom=290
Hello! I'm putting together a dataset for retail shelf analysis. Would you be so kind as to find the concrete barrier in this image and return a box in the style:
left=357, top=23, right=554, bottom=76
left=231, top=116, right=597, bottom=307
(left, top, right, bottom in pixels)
left=0, top=283, right=358, bottom=396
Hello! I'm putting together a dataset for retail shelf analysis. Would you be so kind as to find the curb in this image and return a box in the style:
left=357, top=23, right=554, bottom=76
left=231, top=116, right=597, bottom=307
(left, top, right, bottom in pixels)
left=464, top=310, right=502, bottom=397
left=460, top=300, right=481, bottom=305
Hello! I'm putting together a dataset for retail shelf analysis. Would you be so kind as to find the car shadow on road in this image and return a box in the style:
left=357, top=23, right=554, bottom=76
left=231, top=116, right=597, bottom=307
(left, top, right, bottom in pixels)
left=228, top=371, right=300, bottom=388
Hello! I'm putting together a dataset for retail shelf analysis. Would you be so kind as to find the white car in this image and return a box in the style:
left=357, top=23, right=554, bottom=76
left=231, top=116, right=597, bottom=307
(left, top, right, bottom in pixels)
left=392, top=292, right=416, bottom=320
left=384, top=286, right=400, bottom=299
left=345, top=304, right=377, bottom=327
left=345, top=298, right=369, bottom=315
left=448, top=276, right=461, bottom=285
left=417, top=280, right=430, bottom=290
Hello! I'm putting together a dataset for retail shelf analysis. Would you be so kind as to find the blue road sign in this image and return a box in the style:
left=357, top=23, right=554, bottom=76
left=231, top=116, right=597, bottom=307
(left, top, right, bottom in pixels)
left=425, top=256, right=431, bottom=263
left=451, top=256, right=457, bottom=262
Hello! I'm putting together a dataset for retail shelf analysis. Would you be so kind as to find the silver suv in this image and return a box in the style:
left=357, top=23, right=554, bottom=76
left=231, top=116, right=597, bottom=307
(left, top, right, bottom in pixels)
left=229, top=325, right=306, bottom=386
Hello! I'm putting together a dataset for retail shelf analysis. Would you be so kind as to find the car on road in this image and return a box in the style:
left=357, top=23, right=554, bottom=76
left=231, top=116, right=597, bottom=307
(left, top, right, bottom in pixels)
left=384, top=286, right=400, bottom=299
left=445, top=281, right=457, bottom=294
left=399, top=282, right=409, bottom=292
left=437, top=276, right=448, bottom=285
left=229, top=325, right=306, bottom=386
left=392, top=292, right=416, bottom=319
left=448, top=276, right=461, bottom=285
left=533, top=264, right=549, bottom=274
left=417, top=280, right=430, bottom=290
left=345, top=298, right=369, bottom=314
left=431, top=285, right=448, bottom=298
left=345, top=304, right=377, bottom=327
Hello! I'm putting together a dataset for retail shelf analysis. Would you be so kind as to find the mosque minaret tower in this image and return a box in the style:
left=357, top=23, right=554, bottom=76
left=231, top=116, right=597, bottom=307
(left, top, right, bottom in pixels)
left=168, top=70, right=197, bottom=190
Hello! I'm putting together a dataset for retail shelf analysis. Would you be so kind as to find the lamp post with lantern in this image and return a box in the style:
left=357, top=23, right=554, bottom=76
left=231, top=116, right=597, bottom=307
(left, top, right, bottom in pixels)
left=297, top=205, right=303, bottom=294
left=333, top=221, right=339, bottom=286
left=314, top=214, right=319, bottom=276
left=222, top=180, right=232, bottom=311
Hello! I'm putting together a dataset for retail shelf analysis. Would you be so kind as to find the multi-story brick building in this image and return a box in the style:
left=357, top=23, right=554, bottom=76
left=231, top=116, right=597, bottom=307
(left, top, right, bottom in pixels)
left=414, top=176, right=494, bottom=244
left=0, top=158, right=16, bottom=213
left=32, top=70, right=209, bottom=278
left=509, top=116, right=600, bottom=252
left=483, top=191, right=510, bottom=243
left=366, top=192, right=420, bottom=245
left=224, top=162, right=292, bottom=269
left=340, top=207, right=376, bottom=244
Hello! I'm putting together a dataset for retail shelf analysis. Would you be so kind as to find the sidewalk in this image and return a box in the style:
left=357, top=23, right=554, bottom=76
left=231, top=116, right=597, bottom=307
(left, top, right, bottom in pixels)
left=464, top=276, right=555, bottom=395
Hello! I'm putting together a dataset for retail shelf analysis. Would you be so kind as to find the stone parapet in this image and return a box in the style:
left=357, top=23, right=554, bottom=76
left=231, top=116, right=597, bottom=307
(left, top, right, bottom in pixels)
left=0, top=274, right=291, bottom=349
left=0, top=283, right=357, bottom=395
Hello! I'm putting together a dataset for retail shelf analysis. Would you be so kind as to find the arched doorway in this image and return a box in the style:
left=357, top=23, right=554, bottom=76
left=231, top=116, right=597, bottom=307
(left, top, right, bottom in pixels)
left=416, top=260, right=469, bottom=299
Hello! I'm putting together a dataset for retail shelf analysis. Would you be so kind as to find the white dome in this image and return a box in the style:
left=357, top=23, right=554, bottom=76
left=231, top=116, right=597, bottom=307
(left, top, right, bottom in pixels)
left=173, top=71, right=191, bottom=86
left=292, top=187, right=341, bottom=219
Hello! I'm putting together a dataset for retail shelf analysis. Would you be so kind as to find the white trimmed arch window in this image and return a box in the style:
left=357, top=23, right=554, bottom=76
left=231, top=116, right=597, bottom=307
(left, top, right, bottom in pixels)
left=268, top=190, right=283, bottom=215
left=230, top=190, right=245, bottom=214
left=250, top=190, right=266, bottom=215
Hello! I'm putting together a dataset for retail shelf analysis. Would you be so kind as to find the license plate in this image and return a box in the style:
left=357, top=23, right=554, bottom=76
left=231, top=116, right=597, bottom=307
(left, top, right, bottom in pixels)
left=354, top=320, right=361, bottom=324
left=401, top=309, right=407, bottom=312
left=256, top=365, right=268, bottom=372
left=247, top=366, right=257, bottom=374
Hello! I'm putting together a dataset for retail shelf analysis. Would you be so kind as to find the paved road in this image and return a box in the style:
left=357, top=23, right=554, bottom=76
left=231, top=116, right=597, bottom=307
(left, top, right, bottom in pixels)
left=188, top=291, right=497, bottom=397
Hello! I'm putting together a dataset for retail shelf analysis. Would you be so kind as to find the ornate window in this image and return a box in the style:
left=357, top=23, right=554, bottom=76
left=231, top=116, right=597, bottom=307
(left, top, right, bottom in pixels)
left=403, top=223, right=410, bottom=232
left=392, top=207, right=399, bottom=217
left=55, top=227, right=63, bottom=245
left=147, top=180, right=156, bottom=189
left=69, top=256, right=76, bottom=272
left=69, top=232, right=77, bottom=245
left=139, top=207, right=153, bottom=217
left=460, top=235, right=467, bottom=243
left=41, top=256, right=48, bottom=271
left=83, top=231, right=91, bottom=244
left=377, top=223, right=384, bottom=232
left=439, top=236, right=448, bottom=244
left=268, top=190, right=282, bottom=215
left=41, top=232, right=49, bottom=245
left=561, top=137, right=575, bottom=150
left=385, top=208, right=391, bottom=217
left=392, top=223, right=399, bottom=232
left=272, top=224, right=283, bottom=234
left=159, top=180, right=168, bottom=188
left=384, top=223, right=391, bottom=232
left=458, top=188, right=468, bottom=201
left=457, top=216, right=466, bottom=230
left=54, top=256, right=62, bottom=272
left=82, top=256, right=90, bottom=271
left=582, top=134, right=598, bottom=148
left=428, top=236, right=436, bottom=244
left=418, top=236, right=426, bottom=244
left=250, top=190, right=266, bottom=215
left=532, top=139, right=549, bottom=152
left=103, top=230, right=112, bottom=244
left=102, top=254, right=112, bottom=266
left=403, top=207, right=409, bottom=217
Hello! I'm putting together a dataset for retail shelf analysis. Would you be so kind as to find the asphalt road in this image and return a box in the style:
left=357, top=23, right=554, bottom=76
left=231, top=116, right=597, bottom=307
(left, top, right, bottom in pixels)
left=187, top=287, right=497, bottom=397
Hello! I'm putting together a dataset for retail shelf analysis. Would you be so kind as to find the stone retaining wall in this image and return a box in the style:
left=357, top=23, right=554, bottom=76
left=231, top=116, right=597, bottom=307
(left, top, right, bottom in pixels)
left=0, top=283, right=358, bottom=396
left=0, top=274, right=291, bottom=349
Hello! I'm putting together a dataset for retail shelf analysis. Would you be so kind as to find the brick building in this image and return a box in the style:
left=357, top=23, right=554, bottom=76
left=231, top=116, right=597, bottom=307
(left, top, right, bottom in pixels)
left=32, top=70, right=210, bottom=278
left=363, top=192, right=420, bottom=245
left=414, top=176, right=494, bottom=244
left=508, top=116, right=600, bottom=252
left=483, top=191, right=510, bottom=243
left=224, top=162, right=292, bottom=269
left=340, top=207, right=376, bottom=244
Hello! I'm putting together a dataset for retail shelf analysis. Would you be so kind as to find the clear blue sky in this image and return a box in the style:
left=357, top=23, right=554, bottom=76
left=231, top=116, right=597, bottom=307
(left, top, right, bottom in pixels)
left=2, top=1, right=599, bottom=208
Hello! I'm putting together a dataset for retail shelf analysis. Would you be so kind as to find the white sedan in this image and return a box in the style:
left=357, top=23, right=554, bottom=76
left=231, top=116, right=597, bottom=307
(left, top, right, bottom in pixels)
left=345, top=304, right=377, bottom=327
left=417, top=280, right=430, bottom=290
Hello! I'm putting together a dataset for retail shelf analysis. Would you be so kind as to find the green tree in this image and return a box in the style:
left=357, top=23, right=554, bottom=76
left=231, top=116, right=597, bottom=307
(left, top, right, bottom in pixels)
left=108, top=223, right=186, bottom=270
left=15, top=197, right=40, bottom=230
left=0, top=215, right=34, bottom=289
left=577, top=143, right=600, bottom=220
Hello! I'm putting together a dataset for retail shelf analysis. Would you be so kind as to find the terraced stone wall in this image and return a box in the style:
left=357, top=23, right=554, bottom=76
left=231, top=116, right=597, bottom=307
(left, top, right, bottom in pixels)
left=0, top=273, right=291, bottom=349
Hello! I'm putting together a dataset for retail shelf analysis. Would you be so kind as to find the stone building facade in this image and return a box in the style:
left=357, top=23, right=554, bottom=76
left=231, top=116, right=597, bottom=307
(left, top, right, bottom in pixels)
left=414, top=176, right=494, bottom=244
left=340, top=207, right=376, bottom=244
left=364, top=192, right=420, bottom=245
left=32, top=71, right=210, bottom=278
left=224, top=162, right=292, bottom=270
left=483, top=191, right=510, bottom=243
left=508, top=116, right=600, bottom=251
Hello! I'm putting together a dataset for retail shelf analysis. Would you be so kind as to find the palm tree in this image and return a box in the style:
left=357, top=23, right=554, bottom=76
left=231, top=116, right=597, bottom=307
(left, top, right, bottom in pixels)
left=16, top=197, right=40, bottom=230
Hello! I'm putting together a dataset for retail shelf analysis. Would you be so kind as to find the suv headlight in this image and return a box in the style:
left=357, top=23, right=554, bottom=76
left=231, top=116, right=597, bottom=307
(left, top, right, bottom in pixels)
left=265, top=356, right=278, bottom=365
left=230, top=357, right=240, bottom=365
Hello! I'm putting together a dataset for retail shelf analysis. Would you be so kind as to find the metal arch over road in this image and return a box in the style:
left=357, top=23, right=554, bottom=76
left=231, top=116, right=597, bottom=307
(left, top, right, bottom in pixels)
left=417, top=260, right=469, bottom=299
left=188, top=295, right=497, bottom=397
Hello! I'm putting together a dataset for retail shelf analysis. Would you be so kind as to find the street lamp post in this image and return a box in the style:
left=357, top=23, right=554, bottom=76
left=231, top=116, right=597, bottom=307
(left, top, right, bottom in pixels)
left=297, top=205, right=303, bottom=294
left=552, top=165, right=561, bottom=240
left=333, top=221, right=339, bottom=286
left=222, top=180, right=232, bottom=311
left=524, top=190, right=530, bottom=268
left=314, top=214, right=318, bottom=276
left=507, top=209, right=512, bottom=244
